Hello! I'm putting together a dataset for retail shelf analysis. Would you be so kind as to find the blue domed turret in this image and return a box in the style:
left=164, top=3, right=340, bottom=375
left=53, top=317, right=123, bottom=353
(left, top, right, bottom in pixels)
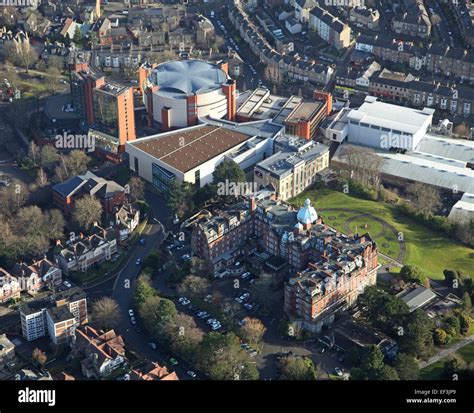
left=296, top=199, right=318, bottom=225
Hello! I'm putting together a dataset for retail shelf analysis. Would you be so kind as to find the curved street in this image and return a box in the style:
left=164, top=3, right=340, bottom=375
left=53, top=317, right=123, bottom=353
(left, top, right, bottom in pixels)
left=84, top=188, right=201, bottom=380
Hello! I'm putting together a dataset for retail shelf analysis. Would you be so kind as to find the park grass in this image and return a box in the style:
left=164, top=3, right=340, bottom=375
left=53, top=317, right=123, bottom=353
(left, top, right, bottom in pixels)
left=419, top=360, right=444, bottom=380
left=289, top=189, right=474, bottom=280
left=457, top=342, right=474, bottom=363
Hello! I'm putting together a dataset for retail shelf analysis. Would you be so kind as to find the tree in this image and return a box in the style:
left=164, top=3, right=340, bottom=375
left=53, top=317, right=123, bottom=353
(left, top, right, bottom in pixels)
left=45, top=66, right=61, bottom=95
left=91, top=297, right=122, bottom=330
left=73, top=26, right=82, bottom=46
left=47, top=209, right=65, bottom=240
left=444, top=354, right=466, bottom=379
left=177, top=275, right=210, bottom=299
left=0, top=182, right=29, bottom=217
left=360, top=345, right=385, bottom=372
left=444, top=315, right=461, bottom=337
left=407, top=182, right=441, bottom=216
left=3, top=38, right=38, bottom=73
left=162, top=312, right=204, bottom=357
left=196, top=332, right=259, bottom=380
left=278, top=355, right=317, bottom=380
left=73, top=195, right=102, bottom=230
left=189, top=257, right=213, bottom=278
left=36, top=167, right=48, bottom=187
left=433, top=328, right=448, bottom=345
left=459, top=312, right=472, bottom=334
left=394, top=353, right=419, bottom=380
left=212, top=160, right=245, bottom=188
left=339, top=145, right=384, bottom=190
left=358, top=286, right=410, bottom=334
left=127, top=176, right=145, bottom=203
left=28, top=141, right=40, bottom=167
left=54, top=151, right=90, bottom=182
left=239, top=317, right=266, bottom=347
left=400, top=265, right=429, bottom=287
left=166, top=180, right=186, bottom=216
left=462, top=292, right=472, bottom=312
left=399, top=309, right=434, bottom=357
left=32, top=348, right=47, bottom=368
left=371, top=364, right=399, bottom=380
left=40, top=145, right=60, bottom=169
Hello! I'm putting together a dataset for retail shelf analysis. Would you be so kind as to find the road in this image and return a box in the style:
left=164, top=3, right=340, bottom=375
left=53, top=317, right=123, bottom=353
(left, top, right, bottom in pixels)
left=419, top=334, right=474, bottom=369
left=84, top=188, right=202, bottom=379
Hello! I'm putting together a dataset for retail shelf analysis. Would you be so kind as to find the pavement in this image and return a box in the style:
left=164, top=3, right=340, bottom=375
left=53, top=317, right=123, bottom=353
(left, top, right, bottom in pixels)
left=419, top=334, right=474, bottom=369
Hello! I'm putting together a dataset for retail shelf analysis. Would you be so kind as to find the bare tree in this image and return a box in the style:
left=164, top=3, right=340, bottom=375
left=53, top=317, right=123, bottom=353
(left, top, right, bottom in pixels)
left=36, top=167, right=48, bottom=187
left=177, top=275, right=210, bottom=299
left=32, top=348, right=47, bottom=368
left=407, top=182, right=441, bottom=215
left=73, top=195, right=103, bottom=230
left=239, top=317, right=266, bottom=347
left=339, top=145, right=384, bottom=190
left=91, top=297, right=122, bottom=330
left=127, top=176, right=145, bottom=203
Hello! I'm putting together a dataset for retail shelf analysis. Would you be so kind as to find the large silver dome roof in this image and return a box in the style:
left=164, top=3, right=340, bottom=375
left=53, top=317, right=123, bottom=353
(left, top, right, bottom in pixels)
left=151, top=60, right=227, bottom=97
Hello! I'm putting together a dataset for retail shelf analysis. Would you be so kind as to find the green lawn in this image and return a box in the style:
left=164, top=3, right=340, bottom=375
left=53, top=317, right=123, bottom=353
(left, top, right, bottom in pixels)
left=420, top=341, right=474, bottom=380
left=457, top=341, right=474, bottom=363
left=290, top=189, right=474, bottom=279
left=419, top=360, right=444, bottom=380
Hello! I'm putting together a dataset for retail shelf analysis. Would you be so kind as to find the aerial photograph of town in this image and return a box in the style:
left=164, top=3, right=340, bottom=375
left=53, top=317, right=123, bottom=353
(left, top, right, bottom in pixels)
left=0, top=0, right=472, bottom=410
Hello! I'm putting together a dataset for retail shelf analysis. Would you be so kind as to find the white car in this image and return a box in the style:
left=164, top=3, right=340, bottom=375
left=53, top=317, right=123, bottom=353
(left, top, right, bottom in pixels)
left=187, top=370, right=197, bottom=378
left=241, top=272, right=251, bottom=279
left=130, top=317, right=137, bottom=325
left=179, top=297, right=191, bottom=306
left=211, top=324, right=221, bottom=330
left=148, top=342, right=157, bottom=350
left=181, top=254, right=191, bottom=261
left=63, top=281, right=72, bottom=288
left=128, top=309, right=134, bottom=317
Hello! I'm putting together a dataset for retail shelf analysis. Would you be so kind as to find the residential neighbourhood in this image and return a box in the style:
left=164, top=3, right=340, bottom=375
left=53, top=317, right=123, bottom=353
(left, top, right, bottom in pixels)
left=0, top=0, right=472, bottom=409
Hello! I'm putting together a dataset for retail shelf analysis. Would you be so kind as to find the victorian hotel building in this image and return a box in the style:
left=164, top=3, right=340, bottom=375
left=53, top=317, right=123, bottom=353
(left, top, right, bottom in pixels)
left=192, top=193, right=379, bottom=333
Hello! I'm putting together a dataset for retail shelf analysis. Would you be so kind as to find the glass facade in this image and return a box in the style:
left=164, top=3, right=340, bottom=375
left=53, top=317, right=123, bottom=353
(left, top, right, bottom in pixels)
left=92, top=91, right=119, bottom=137
left=152, top=163, right=176, bottom=193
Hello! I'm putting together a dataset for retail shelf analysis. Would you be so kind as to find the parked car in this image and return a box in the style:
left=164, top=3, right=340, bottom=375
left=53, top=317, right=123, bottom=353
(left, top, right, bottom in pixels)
left=130, top=317, right=137, bottom=325
left=128, top=309, right=134, bottom=317
left=243, top=303, right=253, bottom=310
left=335, top=367, right=343, bottom=376
left=135, top=258, right=141, bottom=266
left=63, top=281, right=72, bottom=288
left=187, top=370, right=197, bottom=378
left=176, top=244, right=184, bottom=250
left=181, top=254, right=191, bottom=261
left=241, top=272, right=251, bottom=279
left=148, top=342, right=157, bottom=350
left=169, top=358, right=178, bottom=366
